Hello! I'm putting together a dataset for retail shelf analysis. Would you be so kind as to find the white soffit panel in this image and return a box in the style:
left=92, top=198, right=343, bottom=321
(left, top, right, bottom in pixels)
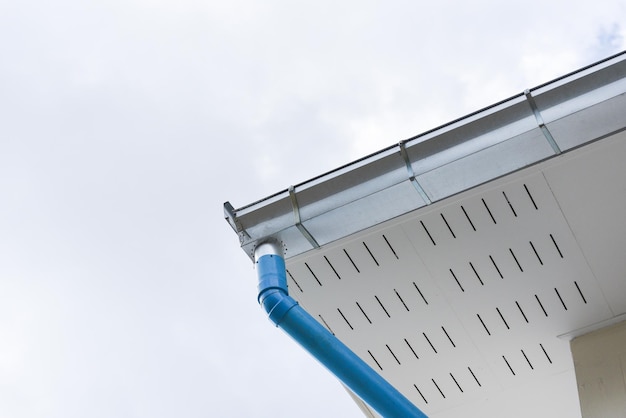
left=284, top=133, right=624, bottom=416
left=543, top=131, right=626, bottom=316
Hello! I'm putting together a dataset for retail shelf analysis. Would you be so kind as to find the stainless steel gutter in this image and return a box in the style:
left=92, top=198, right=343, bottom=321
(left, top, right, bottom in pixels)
left=225, top=51, right=626, bottom=261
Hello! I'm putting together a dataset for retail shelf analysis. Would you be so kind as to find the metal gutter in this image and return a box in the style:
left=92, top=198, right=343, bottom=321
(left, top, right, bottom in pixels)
left=254, top=240, right=428, bottom=418
left=225, top=51, right=626, bottom=261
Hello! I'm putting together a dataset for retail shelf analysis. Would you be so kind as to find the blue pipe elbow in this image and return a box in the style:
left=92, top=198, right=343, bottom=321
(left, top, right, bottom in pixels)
left=254, top=243, right=428, bottom=418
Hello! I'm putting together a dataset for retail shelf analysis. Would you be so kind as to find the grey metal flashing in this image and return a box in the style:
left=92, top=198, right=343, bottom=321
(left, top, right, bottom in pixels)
left=225, top=51, right=626, bottom=261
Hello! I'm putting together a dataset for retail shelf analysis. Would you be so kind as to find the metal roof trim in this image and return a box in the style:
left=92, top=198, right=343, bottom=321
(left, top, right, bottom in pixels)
left=225, top=51, right=626, bottom=260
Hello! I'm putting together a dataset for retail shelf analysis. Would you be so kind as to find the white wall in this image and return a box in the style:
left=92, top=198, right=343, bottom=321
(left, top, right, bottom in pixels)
left=571, top=320, right=626, bottom=418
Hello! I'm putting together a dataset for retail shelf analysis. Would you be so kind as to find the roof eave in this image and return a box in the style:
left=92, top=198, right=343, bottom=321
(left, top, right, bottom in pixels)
left=225, top=51, right=626, bottom=261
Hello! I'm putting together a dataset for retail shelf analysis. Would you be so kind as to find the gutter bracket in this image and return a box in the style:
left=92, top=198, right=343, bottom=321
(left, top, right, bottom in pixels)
left=289, top=186, right=320, bottom=249
left=224, top=201, right=251, bottom=244
left=399, top=141, right=432, bottom=204
left=524, top=89, right=561, bottom=155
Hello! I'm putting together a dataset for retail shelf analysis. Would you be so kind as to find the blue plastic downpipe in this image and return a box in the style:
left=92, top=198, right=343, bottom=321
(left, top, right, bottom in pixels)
left=254, top=240, right=428, bottom=418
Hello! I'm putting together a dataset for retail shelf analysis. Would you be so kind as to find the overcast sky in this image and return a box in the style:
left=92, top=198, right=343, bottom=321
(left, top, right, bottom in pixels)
left=0, top=1, right=625, bottom=417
